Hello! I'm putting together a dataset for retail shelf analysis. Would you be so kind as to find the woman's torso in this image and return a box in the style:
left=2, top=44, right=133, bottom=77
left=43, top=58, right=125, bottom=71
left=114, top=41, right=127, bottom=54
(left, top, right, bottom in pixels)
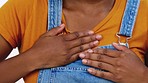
left=13, top=0, right=147, bottom=82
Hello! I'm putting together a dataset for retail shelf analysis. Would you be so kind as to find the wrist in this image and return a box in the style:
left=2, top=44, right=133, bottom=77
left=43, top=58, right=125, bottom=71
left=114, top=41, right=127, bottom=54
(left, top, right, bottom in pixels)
left=20, top=49, right=41, bottom=72
left=23, top=48, right=48, bottom=70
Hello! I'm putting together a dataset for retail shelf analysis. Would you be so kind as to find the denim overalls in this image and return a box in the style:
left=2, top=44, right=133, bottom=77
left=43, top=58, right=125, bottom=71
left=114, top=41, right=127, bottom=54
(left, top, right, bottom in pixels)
left=38, top=0, right=140, bottom=83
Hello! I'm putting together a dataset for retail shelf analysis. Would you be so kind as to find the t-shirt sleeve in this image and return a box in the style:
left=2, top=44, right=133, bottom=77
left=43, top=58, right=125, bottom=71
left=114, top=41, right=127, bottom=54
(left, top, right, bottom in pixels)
left=146, top=0, right=148, bottom=52
left=0, top=0, right=20, bottom=48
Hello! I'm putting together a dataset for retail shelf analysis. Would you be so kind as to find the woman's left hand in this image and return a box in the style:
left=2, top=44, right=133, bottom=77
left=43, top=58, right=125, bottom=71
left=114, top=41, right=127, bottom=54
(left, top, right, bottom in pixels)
left=79, top=43, right=148, bottom=83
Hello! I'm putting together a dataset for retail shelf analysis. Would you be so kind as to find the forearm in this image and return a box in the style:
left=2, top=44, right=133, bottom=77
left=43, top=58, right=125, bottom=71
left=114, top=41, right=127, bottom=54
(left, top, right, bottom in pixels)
left=0, top=50, right=36, bottom=83
left=143, top=67, right=148, bottom=83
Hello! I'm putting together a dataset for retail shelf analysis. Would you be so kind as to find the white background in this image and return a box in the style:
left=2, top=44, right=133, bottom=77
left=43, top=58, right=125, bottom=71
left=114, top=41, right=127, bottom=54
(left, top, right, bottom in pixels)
left=0, top=0, right=24, bottom=83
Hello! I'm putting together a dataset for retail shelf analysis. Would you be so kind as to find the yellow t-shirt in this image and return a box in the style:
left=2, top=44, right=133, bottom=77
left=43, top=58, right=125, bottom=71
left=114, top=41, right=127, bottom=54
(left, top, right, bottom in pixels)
left=0, top=0, right=147, bottom=83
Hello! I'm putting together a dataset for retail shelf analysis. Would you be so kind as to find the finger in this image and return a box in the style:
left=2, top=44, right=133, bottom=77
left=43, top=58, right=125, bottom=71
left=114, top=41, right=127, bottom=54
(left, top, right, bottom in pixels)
left=62, top=30, right=96, bottom=41
left=82, top=59, right=115, bottom=73
left=68, top=41, right=99, bottom=56
left=93, top=48, right=121, bottom=58
left=68, top=34, right=102, bottom=49
left=79, top=53, right=115, bottom=66
left=69, top=53, right=79, bottom=63
left=43, top=24, right=65, bottom=36
left=87, top=68, right=115, bottom=82
left=86, top=49, right=94, bottom=53
left=113, top=43, right=135, bottom=54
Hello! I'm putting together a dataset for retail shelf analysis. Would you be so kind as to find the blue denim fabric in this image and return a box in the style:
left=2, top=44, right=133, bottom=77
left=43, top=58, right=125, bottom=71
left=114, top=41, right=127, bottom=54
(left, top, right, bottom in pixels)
left=38, top=0, right=140, bottom=83
left=119, top=0, right=140, bottom=37
left=38, top=61, right=113, bottom=83
left=48, top=0, right=62, bottom=30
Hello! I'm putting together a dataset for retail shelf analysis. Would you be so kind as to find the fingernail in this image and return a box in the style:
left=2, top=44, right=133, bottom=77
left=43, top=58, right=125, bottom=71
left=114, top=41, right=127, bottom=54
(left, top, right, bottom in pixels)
left=79, top=53, right=86, bottom=58
left=113, top=42, right=120, bottom=46
left=93, top=41, right=99, bottom=45
left=87, top=49, right=93, bottom=53
left=88, top=68, right=93, bottom=73
left=96, top=35, right=102, bottom=39
left=82, top=59, right=88, bottom=64
left=88, top=31, right=94, bottom=35
left=60, top=24, right=65, bottom=28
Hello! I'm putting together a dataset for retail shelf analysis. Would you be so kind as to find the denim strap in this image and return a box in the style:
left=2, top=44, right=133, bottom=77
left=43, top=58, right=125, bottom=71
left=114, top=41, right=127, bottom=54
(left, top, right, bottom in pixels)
left=38, top=0, right=62, bottom=83
left=118, top=0, right=140, bottom=37
left=48, top=0, right=62, bottom=30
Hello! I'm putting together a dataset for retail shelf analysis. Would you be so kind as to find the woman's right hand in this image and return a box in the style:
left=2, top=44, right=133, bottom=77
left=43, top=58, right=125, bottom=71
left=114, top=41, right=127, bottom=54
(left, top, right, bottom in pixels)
left=28, top=24, right=102, bottom=70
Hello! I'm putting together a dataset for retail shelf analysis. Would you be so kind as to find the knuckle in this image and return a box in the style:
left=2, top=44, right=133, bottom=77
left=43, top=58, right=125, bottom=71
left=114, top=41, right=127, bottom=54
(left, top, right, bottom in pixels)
left=79, top=45, right=84, bottom=52
left=80, top=38, right=85, bottom=44
left=97, top=62, right=103, bottom=68
left=119, top=52, right=126, bottom=57
left=99, top=71, right=105, bottom=78
left=74, top=32, right=80, bottom=38
left=81, top=32, right=87, bottom=36
left=115, top=75, right=122, bottom=81
left=90, top=35, right=96, bottom=41
left=89, top=36, right=94, bottom=41
left=72, top=39, right=82, bottom=47
left=94, top=48, right=100, bottom=53
left=63, top=49, right=69, bottom=55
left=86, top=53, right=91, bottom=58
left=93, top=70, right=97, bottom=76
left=76, top=39, right=82, bottom=46
left=116, top=68, right=121, bottom=72
left=61, top=37, right=72, bottom=50
left=97, top=55, right=103, bottom=61
left=87, top=60, right=92, bottom=65
left=80, top=31, right=88, bottom=37
left=116, top=59, right=122, bottom=66
left=89, top=42, right=95, bottom=48
left=116, top=68, right=123, bottom=76
left=102, top=49, right=108, bottom=55
left=62, top=35, right=69, bottom=41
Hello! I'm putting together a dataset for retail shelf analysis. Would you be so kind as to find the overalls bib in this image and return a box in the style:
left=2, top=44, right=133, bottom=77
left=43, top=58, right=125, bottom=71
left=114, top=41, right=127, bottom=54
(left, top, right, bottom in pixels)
left=38, top=0, right=140, bottom=83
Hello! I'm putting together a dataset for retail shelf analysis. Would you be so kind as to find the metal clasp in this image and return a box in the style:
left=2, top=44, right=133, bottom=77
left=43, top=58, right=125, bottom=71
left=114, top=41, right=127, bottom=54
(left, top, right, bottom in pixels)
left=116, top=33, right=131, bottom=47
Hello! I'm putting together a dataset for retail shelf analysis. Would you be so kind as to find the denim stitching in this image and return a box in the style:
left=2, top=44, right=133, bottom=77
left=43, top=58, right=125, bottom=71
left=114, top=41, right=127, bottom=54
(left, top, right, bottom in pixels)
left=48, top=0, right=62, bottom=30
left=119, top=0, right=140, bottom=37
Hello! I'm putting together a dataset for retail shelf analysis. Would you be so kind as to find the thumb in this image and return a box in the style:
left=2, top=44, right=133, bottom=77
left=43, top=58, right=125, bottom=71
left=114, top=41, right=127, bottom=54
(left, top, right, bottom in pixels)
left=112, top=42, right=133, bottom=54
left=45, top=24, right=65, bottom=36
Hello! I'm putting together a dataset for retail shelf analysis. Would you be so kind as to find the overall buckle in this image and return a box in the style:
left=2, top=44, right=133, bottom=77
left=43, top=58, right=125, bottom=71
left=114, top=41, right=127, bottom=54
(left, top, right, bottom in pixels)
left=116, top=33, right=131, bottom=47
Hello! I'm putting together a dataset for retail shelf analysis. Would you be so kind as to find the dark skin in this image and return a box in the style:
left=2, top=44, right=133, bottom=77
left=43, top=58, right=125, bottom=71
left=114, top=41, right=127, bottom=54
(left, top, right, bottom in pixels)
left=0, top=24, right=102, bottom=83
left=79, top=43, right=148, bottom=83
left=2, top=0, right=147, bottom=83
left=63, top=0, right=115, bottom=32
left=0, top=0, right=115, bottom=82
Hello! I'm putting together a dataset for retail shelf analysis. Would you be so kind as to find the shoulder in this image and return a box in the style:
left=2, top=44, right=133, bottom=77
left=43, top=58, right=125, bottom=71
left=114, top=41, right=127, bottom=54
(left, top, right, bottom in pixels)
left=0, top=0, right=35, bottom=15
left=6, top=0, right=35, bottom=8
left=12, top=0, right=35, bottom=12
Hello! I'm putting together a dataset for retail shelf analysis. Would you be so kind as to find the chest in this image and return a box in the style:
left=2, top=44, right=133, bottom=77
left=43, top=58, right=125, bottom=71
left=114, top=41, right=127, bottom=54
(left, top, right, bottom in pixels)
left=62, top=10, right=110, bottom=32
